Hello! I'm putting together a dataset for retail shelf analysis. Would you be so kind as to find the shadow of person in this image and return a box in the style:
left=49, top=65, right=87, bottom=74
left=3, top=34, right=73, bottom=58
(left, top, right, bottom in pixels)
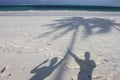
left=30, top=57, right=64, bottom=80
left=69, top=51, right=96, bottom=80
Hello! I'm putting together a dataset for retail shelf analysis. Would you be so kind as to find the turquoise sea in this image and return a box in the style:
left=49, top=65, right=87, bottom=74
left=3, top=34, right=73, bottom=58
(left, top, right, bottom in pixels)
left=0, top=5, right=120, bottom=11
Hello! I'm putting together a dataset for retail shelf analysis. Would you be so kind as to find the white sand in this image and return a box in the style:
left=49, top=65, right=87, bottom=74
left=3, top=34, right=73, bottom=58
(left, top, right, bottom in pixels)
left=0, top=11, right=120, bottom=80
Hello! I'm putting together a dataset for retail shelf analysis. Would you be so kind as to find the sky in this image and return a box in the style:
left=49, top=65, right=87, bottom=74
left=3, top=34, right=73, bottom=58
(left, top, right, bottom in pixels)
left=0, top=0, right=120, bottom=7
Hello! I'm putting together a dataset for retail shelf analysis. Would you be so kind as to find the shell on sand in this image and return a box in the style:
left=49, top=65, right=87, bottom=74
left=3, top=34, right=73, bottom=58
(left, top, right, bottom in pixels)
left=0, top=43, right=5, bottom=48
left=58, top=56, right=63, bottom=59
left=36, top=48, right=44, bottom=51
left=13, top=44, right=22, bottom=48
left=45, top=53, right=53, bottom=57
left=66, top=64, right=80, bottom=69
left=93, top=74, right=103, bottom=79
left=11, top=40, right=20, bottom=44
left=44, top=47, right=49, bottom=51
left=96, top=62, right=104, bottom=66
left=37, top=47, right=49, bottom=52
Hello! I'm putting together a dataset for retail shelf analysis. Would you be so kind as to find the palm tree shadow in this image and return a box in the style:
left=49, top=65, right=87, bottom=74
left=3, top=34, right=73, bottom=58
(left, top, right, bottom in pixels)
left=30, top=57, right=64, bottom=80
left=39, top=17, right=120, bottom=39
left=69, top=50, right=96, bottom=80
left=37, top=17, right=120, bottom=80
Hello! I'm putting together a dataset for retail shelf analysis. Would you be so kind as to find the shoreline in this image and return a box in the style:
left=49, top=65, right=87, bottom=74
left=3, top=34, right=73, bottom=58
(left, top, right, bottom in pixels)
left=0, top=10, right=120, bottom=16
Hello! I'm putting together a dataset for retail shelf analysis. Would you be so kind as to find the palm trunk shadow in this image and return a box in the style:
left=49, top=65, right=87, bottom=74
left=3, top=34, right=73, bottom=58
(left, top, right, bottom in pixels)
left=54, top=27, right=79, bottom=80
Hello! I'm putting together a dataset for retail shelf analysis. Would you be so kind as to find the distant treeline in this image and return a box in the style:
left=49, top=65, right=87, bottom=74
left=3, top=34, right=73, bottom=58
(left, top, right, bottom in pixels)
left=0, top=5, right=120, bottom=11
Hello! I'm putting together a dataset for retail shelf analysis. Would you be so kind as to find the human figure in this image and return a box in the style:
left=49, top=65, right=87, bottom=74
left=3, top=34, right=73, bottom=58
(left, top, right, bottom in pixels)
left=30, top=57, right=64, bottom=80
left=69, top=51, right=96, bottom=80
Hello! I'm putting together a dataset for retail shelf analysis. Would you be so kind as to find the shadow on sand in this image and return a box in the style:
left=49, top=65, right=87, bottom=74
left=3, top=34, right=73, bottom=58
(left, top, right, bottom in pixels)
left=30, top=57, right=65, bottom=80
left=30, top=17, right=120, bottom=80
left=69, top=50, right=96, bottom=80
left=40, top=17, right=120, bottom=39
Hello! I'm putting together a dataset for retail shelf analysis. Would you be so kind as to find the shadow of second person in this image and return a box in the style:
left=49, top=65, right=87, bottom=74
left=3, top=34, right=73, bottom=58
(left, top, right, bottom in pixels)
left=30, top=57, right=63, bottom=80
left=69, top=51, right=96, bottom=80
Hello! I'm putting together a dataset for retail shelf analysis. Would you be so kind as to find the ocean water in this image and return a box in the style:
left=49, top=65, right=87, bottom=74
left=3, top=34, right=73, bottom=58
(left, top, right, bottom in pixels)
left=0, top=5, right=120, bottom=11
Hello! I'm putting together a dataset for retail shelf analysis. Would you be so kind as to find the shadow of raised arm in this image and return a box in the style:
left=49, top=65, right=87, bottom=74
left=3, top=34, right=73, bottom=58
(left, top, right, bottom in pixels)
left=31, top=59, right=49, bottom=73
left=68, top=50, right=83, bottom=64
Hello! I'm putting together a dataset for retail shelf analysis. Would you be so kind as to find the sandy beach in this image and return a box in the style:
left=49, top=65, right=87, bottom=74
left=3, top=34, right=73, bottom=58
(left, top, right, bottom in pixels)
left=0, top=11, right=120, bottom=80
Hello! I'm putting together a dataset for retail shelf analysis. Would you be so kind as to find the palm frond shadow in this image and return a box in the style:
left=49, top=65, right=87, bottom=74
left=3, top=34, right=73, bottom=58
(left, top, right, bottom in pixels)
left=38, top=17, right=120, bottom=80
left=39, top=17, right=120, bottom=39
